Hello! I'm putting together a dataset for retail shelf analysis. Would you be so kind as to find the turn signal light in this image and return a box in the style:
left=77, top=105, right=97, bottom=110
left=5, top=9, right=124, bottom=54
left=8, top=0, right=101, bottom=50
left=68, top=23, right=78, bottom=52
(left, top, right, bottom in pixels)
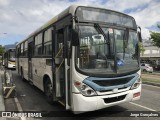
left=74, top=81, right=81, bottom=86
left=133, top=92, right=140, bottom=98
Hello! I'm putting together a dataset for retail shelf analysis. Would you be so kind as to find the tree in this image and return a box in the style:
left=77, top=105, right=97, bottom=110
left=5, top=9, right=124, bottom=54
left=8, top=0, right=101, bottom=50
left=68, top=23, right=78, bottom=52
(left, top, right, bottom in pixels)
left=139, top=42, right=145, bottom=55
left=150, top=24, right=160, bottom=47
left=150, top=32, right=160, bottom=47
left=0, top=45, right=5, bottom=55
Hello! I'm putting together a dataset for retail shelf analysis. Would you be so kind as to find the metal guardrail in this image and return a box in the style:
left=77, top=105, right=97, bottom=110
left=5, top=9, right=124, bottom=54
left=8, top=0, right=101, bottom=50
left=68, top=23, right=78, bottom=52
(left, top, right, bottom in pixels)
left=1, top=66, right=16, bottom=98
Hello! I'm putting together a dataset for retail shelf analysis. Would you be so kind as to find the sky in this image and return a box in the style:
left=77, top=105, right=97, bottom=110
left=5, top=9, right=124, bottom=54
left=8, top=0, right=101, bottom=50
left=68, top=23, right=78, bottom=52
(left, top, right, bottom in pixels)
left=0, top=0, right=160, bottom=46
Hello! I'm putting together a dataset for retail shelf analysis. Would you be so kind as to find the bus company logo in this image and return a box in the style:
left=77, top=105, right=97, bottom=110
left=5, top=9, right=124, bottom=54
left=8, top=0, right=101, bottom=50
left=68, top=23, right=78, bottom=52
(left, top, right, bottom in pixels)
left=112, top=88, right=118, bottom=93
left=2, top=112, right=11, bottom=117
left=117, top=60, right=124, bottom=66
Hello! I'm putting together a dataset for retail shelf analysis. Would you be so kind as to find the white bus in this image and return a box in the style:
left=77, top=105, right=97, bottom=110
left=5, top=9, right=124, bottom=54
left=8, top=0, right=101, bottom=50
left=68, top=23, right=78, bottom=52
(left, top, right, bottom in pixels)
left=16, top=5, right=142, bottom=113
left=3, top=48, right=16, bottom=69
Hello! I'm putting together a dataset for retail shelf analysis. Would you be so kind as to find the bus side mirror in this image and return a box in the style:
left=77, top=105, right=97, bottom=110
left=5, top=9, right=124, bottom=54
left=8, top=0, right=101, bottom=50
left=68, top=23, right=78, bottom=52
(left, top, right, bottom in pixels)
left=137, top=26, right=142, bottom=42
left=138, top=32, right=142, bottom=42
left=72, top=29, right=79, bottom=46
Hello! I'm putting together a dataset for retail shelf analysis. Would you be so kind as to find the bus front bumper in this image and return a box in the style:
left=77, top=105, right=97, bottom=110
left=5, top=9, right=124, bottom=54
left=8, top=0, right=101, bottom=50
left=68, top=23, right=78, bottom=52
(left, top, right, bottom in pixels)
left=72, top=84, right=141, bottom=113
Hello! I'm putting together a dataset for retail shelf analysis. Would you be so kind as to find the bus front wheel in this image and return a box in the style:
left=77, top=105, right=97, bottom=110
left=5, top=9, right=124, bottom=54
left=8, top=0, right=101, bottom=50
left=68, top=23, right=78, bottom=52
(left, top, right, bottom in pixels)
left=44, top=79, right=54, bottom=104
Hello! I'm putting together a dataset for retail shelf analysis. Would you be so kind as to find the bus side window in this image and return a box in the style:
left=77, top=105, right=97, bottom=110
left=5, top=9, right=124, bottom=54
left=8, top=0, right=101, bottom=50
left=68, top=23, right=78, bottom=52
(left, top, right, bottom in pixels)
left=57, top=29, right=64, bottom=58
left=34, top=33, right=42, bottom=56
left=20, top=43, right=24, bottom=56
left=24, top=41, right=28, bottom=57
left=44, top=27, right=53, bottom=56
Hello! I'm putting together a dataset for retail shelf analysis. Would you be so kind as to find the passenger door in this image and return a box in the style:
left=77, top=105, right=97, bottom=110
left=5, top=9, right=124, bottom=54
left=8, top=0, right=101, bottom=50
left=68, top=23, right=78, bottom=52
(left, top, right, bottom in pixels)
left=53, top=26, right=71, bottom=109
left=16, top=46, right=20, bottom=74
left=28, top=41, right=34, bottom=82
left=54, top=28, right=65, bottom=99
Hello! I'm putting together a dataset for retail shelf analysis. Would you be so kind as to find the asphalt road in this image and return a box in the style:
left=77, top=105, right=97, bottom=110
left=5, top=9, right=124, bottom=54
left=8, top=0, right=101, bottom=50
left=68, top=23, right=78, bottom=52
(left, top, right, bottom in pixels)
left=4, top=70, right=160, bottom=120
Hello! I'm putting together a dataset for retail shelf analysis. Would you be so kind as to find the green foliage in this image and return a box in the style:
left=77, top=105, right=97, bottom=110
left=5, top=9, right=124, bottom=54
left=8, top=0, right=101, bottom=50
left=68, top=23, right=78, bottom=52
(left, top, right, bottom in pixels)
left=150, top=24, right=160, bottom=48
left=139, top=42, right=145, bottom=55
left=0, top=45, right=5, bottom=55
left=150, top=32, right=160, bottom=47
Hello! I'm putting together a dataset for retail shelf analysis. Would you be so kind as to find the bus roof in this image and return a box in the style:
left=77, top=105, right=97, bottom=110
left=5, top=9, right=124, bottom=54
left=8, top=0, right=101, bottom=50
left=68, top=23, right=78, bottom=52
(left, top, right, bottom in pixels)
left=4, top=48, right=15, bottom=53
left=17, top=5, right=78, bottom=46
left=17, top=5, right=136, bottom=46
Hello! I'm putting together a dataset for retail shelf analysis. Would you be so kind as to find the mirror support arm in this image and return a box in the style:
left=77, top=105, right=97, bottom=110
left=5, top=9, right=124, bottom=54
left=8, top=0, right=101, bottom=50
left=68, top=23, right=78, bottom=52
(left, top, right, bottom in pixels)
left=137, top=26, right=142, bottom=42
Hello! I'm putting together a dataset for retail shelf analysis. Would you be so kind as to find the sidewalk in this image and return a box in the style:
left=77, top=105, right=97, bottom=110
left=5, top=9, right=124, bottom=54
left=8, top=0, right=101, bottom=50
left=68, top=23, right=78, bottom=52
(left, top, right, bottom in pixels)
left=141, top=74, right=160, bottom=87
left=0, top=70, right=6, bottom=120
left=0, top=70, right=5, bottom=111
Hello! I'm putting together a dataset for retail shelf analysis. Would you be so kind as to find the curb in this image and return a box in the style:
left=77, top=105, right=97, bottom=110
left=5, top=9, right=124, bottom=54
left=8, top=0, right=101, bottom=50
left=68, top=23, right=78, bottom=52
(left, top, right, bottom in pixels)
left=142, top=81, right=160, bottom=87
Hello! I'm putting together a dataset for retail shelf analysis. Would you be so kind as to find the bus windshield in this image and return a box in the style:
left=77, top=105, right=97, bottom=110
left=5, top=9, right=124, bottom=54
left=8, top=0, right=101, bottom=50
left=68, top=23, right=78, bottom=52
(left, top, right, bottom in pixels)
left=9, top=50, right=15, bottom=61
left=77, top=25, right=139, bottom=75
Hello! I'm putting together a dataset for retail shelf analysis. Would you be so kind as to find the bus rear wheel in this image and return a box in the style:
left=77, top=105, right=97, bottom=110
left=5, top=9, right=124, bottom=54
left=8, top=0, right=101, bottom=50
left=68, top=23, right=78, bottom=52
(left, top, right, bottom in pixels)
left=44, top=79, right=54, bottom=104
left=21, top=68, right=25, bottom=81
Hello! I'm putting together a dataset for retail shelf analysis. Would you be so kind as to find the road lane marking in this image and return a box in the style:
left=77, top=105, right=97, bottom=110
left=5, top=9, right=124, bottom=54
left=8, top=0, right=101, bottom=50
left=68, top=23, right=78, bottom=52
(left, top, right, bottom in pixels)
left=14, top=97, right=27, bottom=120
left=129, top=102, right=157, bottom=111
left=142, top=84, right=160, bottom=89
left=58, top=100, right=65, bottom=106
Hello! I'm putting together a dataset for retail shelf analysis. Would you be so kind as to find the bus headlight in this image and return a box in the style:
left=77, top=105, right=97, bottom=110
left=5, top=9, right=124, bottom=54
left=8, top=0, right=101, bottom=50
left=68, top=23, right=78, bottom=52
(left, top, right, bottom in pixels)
left=74, top=81, right=97, bottom=96
left=131, top=78, right=142, bottom=90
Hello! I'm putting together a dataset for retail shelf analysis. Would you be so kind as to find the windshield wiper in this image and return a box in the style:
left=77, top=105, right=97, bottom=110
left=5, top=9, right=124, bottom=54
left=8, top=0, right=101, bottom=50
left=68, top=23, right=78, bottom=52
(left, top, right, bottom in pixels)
left=94, top=23, right=110, bottom=45
left=123, top=28, right=129, bottom=59
left=125, top=28, right=129, bottom=48
left=94, top=23, right=112, bottom=57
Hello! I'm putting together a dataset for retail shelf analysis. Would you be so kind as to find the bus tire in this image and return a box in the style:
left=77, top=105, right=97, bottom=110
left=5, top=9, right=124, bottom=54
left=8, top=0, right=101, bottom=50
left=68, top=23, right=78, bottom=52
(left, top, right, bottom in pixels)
left=21, top=68, right=25, bottom=81
left=44, top=78, right=54, bottom=104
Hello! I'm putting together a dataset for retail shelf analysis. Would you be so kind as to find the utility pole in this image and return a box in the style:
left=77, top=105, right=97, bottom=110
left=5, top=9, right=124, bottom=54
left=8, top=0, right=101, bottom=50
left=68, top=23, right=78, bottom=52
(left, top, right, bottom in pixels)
left=0, top=33, right=7, bottom=34
left=0, top=32, right=7, bottom=45
left=0, top=33, right=7, bottom=36
left=0, top=33, right=7, bottom=41
left=0, top=33, right=7, bottom=55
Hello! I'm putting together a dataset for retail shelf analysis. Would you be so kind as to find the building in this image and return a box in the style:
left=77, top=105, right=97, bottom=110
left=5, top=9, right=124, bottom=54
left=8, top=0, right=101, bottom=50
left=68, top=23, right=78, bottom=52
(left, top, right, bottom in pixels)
left=140, top=40, right=160, bottom=69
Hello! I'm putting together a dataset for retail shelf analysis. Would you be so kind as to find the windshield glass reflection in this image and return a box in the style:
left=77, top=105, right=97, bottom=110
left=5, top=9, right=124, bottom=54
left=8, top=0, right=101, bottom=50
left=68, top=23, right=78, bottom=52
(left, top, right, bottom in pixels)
left=77, top=25, right=139, bottom=75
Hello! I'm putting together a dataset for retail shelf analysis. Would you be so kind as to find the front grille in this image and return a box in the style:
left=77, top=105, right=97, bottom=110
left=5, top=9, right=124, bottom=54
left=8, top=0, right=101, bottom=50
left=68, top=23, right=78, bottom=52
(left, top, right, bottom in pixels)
left=99, top=87, right=128, bottom=93
left=104, top=95, right=126, bottom=103
left=93, top=76, right=134, bottom=87
left=118, top=87, right=127, bottom=90
left=99, top=89, right=111, bottom=92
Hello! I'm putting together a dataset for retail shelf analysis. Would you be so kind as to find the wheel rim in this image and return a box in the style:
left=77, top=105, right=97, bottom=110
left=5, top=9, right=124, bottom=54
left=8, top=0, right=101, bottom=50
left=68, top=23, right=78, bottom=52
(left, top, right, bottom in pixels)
left=46, top=82, right=52, bottom=99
